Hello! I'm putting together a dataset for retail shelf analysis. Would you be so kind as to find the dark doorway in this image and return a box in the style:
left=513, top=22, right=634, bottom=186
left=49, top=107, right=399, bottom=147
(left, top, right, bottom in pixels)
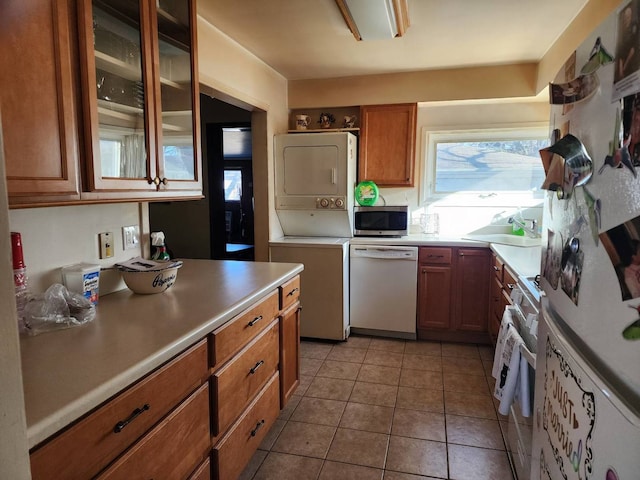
left=208, top=123, right=255, bottom=260
left=148, top=94, right=254, bottom=261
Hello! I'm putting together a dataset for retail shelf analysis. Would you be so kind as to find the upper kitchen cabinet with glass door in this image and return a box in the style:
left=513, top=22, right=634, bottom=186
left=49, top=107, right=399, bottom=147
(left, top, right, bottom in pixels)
left=78, top=0, right=201, bottom=200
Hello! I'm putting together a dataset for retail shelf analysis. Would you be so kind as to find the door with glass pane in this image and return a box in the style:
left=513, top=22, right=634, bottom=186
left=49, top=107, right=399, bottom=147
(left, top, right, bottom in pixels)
left=78, top=0, right=200, bottom=193
left=153, top=0, right=201, bottom=191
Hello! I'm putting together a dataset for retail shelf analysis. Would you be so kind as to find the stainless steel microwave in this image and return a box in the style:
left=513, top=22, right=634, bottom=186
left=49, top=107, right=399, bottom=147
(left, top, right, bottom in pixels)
left=353, top=205, right=408, bottom=237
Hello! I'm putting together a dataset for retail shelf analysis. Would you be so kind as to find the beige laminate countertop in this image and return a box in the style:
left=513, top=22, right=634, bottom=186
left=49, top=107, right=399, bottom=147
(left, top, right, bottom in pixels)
left=20, top=259, right=303, bottom=449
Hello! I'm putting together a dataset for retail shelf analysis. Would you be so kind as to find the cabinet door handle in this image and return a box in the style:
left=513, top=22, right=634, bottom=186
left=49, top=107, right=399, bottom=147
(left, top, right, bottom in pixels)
left=493, top=266, right=500, bottom=271
left=249, top=360, right=264, bottom=374
left=459, top=252, right=464, bottom=256
left=247, top=315, right=263, bottom=327
left=286, top=287, right=299, bottom=297
left=251, top=419, right=265, bottom=437
left=113, top=404, right=150, bottom=433
left=160, top=177, right=168, bottom=186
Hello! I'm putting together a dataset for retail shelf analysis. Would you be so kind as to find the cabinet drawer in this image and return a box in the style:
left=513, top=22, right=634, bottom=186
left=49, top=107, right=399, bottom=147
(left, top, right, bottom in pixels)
left=214, top=373, right=280, bottom=480
left=212, top=319, right=279, bottom=435
left=97, top=383, right=210, bottom=480
left=492, top=255, right=504, bottom=282
left=189, top=457, right=211, bottom=480
left=503, top=267, right=517, bottom=293
left=279, top=275, right=301, bottom=310
left=419, top=247, right=452, bottom=264
left=30, top=340, right=208, bottom=480
left=210, top=290, right=279, bottom=368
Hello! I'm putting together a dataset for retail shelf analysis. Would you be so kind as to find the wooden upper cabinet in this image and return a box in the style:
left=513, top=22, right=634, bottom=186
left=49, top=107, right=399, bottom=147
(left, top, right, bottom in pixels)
left=359, top=103, right=417, bottom=187
left=78, top=0, right=201, bottom=197
left=1, top=0, right=81, bottom=205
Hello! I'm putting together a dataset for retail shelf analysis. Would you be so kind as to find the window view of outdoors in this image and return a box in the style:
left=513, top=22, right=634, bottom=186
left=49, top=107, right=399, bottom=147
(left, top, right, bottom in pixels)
left=163, top=144, right=194, bottom=179
left=224, top=170, right=242, bottom=201
left=434, top=139, right=547, bottom=193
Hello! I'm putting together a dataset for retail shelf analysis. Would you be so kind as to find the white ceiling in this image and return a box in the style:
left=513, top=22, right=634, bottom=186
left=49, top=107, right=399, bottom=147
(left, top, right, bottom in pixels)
left=198, top=0, right=589, bottom=81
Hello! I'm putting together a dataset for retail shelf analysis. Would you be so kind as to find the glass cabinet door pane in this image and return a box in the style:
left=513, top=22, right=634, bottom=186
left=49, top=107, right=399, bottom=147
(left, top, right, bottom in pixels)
left=93, top=0, right=148, bottom=179
left=156, top=0, right=195, bottom=181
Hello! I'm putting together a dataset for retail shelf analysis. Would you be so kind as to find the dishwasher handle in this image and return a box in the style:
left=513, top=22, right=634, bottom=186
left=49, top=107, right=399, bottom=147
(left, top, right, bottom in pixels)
left=351, top=246, right=418, bottom=261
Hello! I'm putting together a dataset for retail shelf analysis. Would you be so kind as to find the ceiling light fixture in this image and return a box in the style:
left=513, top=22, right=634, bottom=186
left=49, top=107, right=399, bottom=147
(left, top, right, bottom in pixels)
left=335, top=0, right=409, bottom=41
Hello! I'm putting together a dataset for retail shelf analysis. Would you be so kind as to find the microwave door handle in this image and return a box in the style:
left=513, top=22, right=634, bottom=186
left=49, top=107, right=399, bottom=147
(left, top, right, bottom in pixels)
left=331, top=168, right=336, bottom=185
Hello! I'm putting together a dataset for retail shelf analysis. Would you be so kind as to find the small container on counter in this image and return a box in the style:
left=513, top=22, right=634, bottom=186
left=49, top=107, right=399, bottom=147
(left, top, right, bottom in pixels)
left=61, top=263, right=101, bottom=305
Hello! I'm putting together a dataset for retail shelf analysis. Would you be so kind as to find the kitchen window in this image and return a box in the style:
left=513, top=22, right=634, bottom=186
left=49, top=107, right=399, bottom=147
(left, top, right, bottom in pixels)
left=421, top=127, right=548, bottom=206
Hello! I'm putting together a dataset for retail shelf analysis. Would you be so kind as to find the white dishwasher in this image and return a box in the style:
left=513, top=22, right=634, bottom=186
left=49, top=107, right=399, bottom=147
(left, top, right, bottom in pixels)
left=349, top=244, right=418, bottom=339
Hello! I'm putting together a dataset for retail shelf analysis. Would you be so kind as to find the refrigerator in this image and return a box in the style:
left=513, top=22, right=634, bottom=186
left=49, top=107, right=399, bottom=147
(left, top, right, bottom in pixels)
left=532, top=3, right=640, bottom=480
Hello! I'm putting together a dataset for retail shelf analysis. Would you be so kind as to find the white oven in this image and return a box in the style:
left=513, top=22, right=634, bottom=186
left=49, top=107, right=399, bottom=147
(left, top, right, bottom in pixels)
left=505, top=276, right=541, bottom=480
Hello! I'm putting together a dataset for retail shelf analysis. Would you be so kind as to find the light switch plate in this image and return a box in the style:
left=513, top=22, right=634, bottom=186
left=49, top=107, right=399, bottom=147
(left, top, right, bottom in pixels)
left=99, top=232, right=114, bottom=259
left=122, top=225, right=140, bottom=250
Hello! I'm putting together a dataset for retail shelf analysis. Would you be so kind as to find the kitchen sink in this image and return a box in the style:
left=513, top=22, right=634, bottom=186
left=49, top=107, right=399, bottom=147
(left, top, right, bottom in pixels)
left=463, top=233, right=541, bottom=247
left=462, top=224, right=541, bottom=247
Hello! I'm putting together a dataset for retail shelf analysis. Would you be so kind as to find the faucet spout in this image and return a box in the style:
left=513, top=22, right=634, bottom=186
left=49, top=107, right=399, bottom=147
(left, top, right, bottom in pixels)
left=508, top=217, right=540, bottom=238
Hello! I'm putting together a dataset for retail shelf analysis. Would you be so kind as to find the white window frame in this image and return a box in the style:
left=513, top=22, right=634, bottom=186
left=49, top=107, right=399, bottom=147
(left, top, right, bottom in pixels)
left=420, top=126, right=549, bottom=206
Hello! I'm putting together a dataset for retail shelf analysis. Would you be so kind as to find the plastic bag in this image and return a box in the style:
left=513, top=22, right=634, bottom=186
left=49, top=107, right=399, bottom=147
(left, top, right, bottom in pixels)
left=23, top=283, right=96, bottom=335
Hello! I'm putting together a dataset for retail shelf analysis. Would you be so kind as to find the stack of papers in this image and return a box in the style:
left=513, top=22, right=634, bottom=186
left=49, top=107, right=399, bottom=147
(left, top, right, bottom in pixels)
left=115, top=256, right=183, bottom=272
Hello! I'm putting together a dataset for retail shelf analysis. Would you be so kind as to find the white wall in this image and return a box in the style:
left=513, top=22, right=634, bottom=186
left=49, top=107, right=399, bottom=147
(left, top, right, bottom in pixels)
left=8, top=203, right=144, bottom=296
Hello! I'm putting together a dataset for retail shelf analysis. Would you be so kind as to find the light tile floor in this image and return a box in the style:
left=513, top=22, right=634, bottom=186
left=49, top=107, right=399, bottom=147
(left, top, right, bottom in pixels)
left=240, top=335, right=516, bottom=480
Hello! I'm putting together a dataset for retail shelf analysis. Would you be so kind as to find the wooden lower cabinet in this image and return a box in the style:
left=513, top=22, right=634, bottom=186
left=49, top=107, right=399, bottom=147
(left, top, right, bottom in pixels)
left=213, top=373, right=280, bottom=480
left=280, top=301, right=301, bottom=407
left=212, top=320, right=280, bottom=435
left=29, top=276, right=301, bottom=480
left=488, top=253, right=516, bottom=345
left=189, top=457, right=211, bottom=480
left=455, top=248, right=491, bottom=333
left=97, top=384, right=211, bottom=480
left=30, top=340, right=209, bottom=480
left=417, top=265, right=452, bottom=330
left=417, top=247, right=491, bottom=343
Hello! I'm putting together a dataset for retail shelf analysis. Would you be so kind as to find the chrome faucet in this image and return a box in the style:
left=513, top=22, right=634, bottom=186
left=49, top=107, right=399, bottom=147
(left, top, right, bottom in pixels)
left=508, top=217, right=540, bottom=238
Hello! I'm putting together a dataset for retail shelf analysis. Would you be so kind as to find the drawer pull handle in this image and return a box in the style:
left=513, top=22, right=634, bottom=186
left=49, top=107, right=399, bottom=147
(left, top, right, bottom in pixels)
left=493, top=266, right=500, bottom=271
left=427, top=254, right=443, bottom=258
left=113, top=404, right=150, bottom=433
left=287, top=287, right=299, bottom=297
left=248, top=315, right=263, bottom=327
left=249, top=360, right=264, bottom=374
left=251, top=419, right=265, bottom=437
left=506, top=283, right=515, bottom=290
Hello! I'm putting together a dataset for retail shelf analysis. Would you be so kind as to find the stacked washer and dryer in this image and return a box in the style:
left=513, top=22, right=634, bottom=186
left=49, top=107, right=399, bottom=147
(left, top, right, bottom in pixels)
left=270, top=132, right=355, bottom=341
left=270, top=132, right=417, bottom=341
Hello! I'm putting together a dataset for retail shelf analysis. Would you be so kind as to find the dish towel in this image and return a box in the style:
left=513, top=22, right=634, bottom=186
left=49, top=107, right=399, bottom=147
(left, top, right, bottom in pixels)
left=492, top=307, right=514, bottom=379
left=491, top=309, right=528, bottom=415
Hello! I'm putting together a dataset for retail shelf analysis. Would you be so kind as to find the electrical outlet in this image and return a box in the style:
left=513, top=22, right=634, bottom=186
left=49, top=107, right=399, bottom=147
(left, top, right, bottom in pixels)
left=99, top=232, right=114, bottom=259
left=122, top=225, right=140, bottom=250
